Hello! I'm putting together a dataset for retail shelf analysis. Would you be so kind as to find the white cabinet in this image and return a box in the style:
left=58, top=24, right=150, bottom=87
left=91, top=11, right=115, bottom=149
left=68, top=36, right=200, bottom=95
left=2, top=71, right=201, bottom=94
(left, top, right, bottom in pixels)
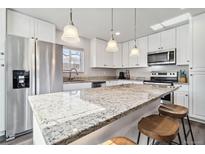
left=176, top=24, right=190, bottom=65
left=128, top=40, right=139, bottom=67
left=137, top=37, right=148, bottom=67
left=34, top=19, right=56, bottom=43
left=122, top=42, right=129, bottom=68
left=192, top=13, right=205, bottom=71
left=160, top=28, right=176, bottom=50
left=7, top=10, right=35, bottom=38
left=148, top=28, right=176, bottom=52
left=0, top=8, right=6, bottom=59
left=63, top=82, right=92, bottom=91
left=174, top=84, right=189, bottom=108
left=189, top=72, right=205, bottom=121
left=0, top=60, right=5, bottom=135
left=113, top=43, right=122, bottom=68
left=148, top=33, right=161, bottom=52
left=7, top=10, right=56, bottom=43
left=90, top=38, right=113, bottom=68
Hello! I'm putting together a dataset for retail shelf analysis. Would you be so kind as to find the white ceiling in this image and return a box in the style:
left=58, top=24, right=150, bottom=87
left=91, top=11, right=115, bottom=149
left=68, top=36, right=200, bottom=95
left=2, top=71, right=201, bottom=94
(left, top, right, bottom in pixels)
left=12, top=8, right=205, bottom=42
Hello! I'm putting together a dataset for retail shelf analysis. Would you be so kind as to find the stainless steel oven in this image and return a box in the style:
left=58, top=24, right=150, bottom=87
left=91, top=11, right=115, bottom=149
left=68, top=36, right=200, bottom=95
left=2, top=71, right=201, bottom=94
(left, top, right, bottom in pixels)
left=148, top=49, right=176, bottom=66
left=144, top=71, right=178, bottom=104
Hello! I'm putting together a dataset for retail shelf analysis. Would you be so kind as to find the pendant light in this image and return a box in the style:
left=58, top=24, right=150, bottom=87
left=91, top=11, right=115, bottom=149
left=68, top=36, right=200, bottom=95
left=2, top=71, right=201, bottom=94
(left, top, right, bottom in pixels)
left=130, top=8, right=139, bottom=56
left=106, top=8, right=119, bottom=52
left=61, top=8, right=80, bottom=43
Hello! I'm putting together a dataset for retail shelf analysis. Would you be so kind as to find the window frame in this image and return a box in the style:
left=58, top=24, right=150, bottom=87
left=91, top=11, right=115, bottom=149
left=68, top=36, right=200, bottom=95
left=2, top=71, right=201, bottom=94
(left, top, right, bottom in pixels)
left=62, top=46, right=85, bottom=73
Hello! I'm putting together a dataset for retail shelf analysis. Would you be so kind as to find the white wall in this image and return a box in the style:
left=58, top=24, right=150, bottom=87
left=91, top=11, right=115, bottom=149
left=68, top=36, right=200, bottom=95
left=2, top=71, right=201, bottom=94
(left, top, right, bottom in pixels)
left=56, top=30, right=116, bottom=78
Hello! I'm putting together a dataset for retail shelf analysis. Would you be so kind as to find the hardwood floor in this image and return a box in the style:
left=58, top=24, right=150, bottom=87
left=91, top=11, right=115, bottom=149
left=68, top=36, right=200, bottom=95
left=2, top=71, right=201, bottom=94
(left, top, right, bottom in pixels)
left=0, top=120, right=204, bottom=145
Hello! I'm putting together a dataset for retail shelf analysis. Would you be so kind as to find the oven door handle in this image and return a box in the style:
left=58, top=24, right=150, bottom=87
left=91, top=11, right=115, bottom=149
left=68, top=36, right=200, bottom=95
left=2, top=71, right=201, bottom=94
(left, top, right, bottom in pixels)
left=167, top=52, right=170, bottom=61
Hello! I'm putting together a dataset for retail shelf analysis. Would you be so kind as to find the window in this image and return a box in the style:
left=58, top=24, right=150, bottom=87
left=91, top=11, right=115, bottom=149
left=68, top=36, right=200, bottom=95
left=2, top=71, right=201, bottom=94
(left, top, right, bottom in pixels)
left=63, top=46, right=84, bottom=72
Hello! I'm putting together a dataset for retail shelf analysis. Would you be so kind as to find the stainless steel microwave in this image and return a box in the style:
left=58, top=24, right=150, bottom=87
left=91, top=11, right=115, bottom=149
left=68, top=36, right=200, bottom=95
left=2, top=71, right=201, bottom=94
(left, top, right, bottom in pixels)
left=147, top=49, right=176, bottom=66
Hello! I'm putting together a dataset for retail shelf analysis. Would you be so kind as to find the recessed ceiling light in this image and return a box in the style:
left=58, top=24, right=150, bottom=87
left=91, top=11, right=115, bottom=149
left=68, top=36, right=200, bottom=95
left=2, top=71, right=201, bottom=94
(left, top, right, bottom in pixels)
left=115, top=32, right=120, bottom=36
left=150, top=24, right=164, bottom=31
left=161, top=13, right=191, bottom=27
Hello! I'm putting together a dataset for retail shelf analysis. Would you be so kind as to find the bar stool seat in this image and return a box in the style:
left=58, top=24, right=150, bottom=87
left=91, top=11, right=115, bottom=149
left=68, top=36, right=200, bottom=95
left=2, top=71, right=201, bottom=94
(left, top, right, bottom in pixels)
left=158, top=104, right=188, bottom=119
left=158, top=104, right=195, bottom=145
left=137, top=114, right=179, bottom=143
left=102, top=137, right=137, bottom=145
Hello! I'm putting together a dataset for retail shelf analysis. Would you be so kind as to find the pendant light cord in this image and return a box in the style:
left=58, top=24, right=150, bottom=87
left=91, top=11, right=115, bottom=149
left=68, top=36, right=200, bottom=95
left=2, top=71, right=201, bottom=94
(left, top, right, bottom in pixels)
left=70, top=8, right=73, bottom=25
left=111, top=8, right=114, bottom=40
left=134, top=8, right=137, bottom=47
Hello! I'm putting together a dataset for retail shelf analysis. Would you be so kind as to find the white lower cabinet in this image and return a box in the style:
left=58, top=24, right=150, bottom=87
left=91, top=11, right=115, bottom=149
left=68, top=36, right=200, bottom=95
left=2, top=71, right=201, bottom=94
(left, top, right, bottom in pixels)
left=174, top=84, right=189, bottom=108
left=63, top=82, right=92, bottom=91
left=0, top=60, right=5, bottom=136
left=189, top=72, right=205, bottom=121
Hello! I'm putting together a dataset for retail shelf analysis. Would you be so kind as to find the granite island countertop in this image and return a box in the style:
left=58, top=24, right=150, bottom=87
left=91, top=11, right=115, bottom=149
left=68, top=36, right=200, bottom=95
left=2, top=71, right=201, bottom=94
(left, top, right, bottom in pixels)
left=28, top=84, right=179, bottom=145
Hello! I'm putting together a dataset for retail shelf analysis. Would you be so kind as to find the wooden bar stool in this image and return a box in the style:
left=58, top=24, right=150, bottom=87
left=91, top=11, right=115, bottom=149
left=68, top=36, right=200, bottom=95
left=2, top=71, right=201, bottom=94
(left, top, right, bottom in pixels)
left=102, top=137, right=137, bottom=145
left=158, top=104, right=195, bottom=145
left=137, top=114, right=180, bottom=145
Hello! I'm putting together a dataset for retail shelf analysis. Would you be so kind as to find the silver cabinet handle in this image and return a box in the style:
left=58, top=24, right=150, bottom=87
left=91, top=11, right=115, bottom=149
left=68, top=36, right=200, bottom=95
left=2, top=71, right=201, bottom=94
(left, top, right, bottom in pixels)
left=1, top=52, right=4, bottom=55
left=187, top=60, right=190, bottom=62
left=1, top=64, right=4, bottom=67
left=190, top=67, right=193, bottom=69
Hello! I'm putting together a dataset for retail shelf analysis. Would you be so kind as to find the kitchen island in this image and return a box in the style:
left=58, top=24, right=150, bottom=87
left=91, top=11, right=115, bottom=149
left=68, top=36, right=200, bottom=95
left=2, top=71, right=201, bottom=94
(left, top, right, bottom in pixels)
left=28, top=84, right=179, bottom=145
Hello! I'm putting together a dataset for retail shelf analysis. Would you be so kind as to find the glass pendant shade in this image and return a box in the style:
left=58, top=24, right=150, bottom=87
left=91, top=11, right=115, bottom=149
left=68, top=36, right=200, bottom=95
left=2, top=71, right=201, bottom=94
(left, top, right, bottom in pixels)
left=106, top=37, right=119, bottom=52
left=130, top=46, right=139, bottom=56
left=61, top=24, right=80, bottom=43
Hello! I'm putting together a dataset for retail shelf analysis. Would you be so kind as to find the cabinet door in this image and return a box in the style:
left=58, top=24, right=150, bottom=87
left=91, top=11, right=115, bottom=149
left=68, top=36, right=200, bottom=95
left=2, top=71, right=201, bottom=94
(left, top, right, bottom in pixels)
left=7, top=10, right=34, bottom=38
left=0, top=8, right=6, bottom=59
left=103, top=46, right=113, bottom=67
left=189, top=72, right=205, bottom=120
left=161, top=28, right=176, bottom=50
left=0, top=60, right=5, bottom=133
left=192, top=14, right=205, bottom=71
left=96, top=39, right=106, bottom=67
left=113, top=43, right=122, bottom=68
left=128, top=40, right=139, bottom=67
left=148, top=32, right=161, bottom=52
left=174, top=92, right=189, bottom=108
left=35, top=19, right=56, bottom=43
left=176, top=24, right=190, bottom=65
left=137, top=37, right=148, bottom=67
left=122, top=42, right=129, bottom=67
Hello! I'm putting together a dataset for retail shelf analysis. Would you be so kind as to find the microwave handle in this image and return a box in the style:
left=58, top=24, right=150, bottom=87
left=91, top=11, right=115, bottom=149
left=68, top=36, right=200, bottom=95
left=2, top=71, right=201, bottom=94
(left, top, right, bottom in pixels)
left=167, top=52, right=170, bottom=61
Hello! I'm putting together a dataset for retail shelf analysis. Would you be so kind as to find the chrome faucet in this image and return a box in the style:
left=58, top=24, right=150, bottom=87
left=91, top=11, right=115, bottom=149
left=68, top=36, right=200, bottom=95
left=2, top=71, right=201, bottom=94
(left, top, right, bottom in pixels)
left=68, top=68, right=79, bottom=80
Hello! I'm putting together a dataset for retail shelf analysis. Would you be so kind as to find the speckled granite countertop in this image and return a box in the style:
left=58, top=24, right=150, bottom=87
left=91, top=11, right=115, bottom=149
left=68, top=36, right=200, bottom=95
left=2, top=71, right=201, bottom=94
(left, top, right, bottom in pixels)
left=28, top=84, right=178, bottom=145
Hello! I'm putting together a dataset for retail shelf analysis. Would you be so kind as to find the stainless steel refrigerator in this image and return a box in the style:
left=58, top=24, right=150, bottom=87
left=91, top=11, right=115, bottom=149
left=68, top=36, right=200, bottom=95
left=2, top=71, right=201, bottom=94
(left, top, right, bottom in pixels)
left=6, top=35, right=63, bottom=140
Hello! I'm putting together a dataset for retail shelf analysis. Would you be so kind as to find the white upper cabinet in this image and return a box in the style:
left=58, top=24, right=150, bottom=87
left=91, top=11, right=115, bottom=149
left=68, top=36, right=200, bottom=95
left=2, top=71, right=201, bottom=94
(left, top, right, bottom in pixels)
left=7, top=10, right=34, bottom=38
left=7, top=10, right=56, bottom=43
left=148, top=28, right=176, bottom=52
left=90, top=38, right=113, bottom=68
left=160, top=28, right=176, bottom=50
left=148, top=33, right=161, bottom=52
left=122, top=42, right=129, bottom=67
left=176, top=24, right=190, bottom=65
left=34, top=19, right=56, bottom=43
left=113, top=43, right=122, bottom=68
left=192, top=13, right=205, bottom=71
left=137, top=36, right=148, bottom=67
left=128, top=40, right=139, bottom=67
left=0, top=8, right=6, bottom=59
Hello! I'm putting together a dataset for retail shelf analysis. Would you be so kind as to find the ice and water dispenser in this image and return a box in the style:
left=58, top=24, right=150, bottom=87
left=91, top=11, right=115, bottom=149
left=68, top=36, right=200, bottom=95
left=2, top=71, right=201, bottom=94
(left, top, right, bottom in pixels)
left=13, top=70, right=30, bottom=89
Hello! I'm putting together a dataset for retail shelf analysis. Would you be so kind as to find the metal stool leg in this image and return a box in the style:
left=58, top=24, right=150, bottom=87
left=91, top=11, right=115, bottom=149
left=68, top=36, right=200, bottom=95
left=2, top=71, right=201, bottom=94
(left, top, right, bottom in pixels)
left=137, top=131, right=141, bottom=144
left=152, top=139, right=155, bottom=145
left=178, top=133, right=182, bottom=145
left=187, top=115, right=195, bottom=145
left=181, top=118, right=188, bottom=145
left=147, top=137, right=150, bottom=145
